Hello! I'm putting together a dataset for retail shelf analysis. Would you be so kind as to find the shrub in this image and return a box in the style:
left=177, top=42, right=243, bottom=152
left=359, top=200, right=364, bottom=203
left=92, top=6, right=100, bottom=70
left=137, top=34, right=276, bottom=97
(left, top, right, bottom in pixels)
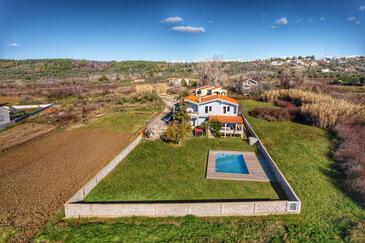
left=249, top=107, right=293, bottom=121
left=333, top=121, right=365, bottom=204
left=209, top=121, right=222, bottom=137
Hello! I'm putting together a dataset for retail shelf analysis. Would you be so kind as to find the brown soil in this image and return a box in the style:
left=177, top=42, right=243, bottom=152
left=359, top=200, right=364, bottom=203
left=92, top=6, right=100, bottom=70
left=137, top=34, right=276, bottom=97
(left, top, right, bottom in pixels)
left=0, top=123, right=56, bottom=152
left=0, top=128, right=130, bottom=242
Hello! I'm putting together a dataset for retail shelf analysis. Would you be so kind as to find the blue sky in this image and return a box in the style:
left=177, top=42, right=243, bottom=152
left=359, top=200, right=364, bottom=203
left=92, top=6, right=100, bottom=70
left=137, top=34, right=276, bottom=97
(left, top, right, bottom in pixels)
left=0, top=0, right=364, bottom=61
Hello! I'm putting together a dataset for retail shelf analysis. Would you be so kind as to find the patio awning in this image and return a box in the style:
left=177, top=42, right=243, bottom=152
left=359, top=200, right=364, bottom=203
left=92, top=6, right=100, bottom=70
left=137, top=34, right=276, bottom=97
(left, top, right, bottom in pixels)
left=208, top=115, right=244, bottom=124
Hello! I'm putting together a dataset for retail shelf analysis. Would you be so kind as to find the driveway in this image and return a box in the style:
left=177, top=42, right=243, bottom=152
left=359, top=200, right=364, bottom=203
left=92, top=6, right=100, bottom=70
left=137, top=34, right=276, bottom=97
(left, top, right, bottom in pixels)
left=145, top=94, right=176, bottom=140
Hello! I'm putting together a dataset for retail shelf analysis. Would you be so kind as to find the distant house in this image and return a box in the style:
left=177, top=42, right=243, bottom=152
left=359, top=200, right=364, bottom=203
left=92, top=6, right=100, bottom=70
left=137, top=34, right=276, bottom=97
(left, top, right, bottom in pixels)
left=193, top=85, right=228, bottom=97
left=271, top=61, right=285, bottom=66
left=241, top=79, right=258, bottom=94
left=0, top=106, right=10, bottom=125
left=168, top=78, right=189, bottom=87
left=321, top=68, right=331, bottom=73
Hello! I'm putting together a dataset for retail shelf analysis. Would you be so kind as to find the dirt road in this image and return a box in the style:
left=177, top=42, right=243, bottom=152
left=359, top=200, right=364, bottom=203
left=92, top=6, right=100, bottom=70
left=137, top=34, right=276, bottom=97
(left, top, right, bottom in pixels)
left=0, top=128, right=130, bottom=242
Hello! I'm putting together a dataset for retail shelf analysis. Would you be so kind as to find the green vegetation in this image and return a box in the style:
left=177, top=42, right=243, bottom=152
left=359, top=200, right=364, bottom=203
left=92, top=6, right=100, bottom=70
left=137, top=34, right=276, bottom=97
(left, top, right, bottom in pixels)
left=87, top=103, right=163, bottom=135
left=85, top=137, right=278, bottom=201
left=0, top=225, right=18, bottom=243
left=34, top=100, right=365, bottom=242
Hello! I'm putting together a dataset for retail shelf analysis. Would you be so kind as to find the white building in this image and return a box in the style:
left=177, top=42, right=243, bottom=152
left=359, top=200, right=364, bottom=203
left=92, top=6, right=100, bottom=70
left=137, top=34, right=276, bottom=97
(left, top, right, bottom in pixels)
left=193, top=85, right=228, bottom=97
left=168, top=78, right=190, bottom=87
left=0, top=106, right=10, bottom=125
left=241, top=79, right=258, bottom=94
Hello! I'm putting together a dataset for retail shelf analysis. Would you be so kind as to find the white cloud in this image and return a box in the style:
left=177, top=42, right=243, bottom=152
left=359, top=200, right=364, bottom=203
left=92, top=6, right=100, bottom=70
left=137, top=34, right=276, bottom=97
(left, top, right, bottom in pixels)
left=6, top=42, right=19, bottom=47
left=161, top=16, right=183, bottom=24
left=271, top=17, right=288, bottom=28
left=320, top=17, right=325, bottom=21
left=308, top=19, right=314, bottom=23
left=347, top=16, right=356, bottom=21
left=208, top=20, right=214, bottom=24
left=295, top=18, right=303, bottom=24
left=359, top=5, right=365, bottom=11
left=355, top=20, right=361, bottom=24
left=171, top=25, right=206, bottom=33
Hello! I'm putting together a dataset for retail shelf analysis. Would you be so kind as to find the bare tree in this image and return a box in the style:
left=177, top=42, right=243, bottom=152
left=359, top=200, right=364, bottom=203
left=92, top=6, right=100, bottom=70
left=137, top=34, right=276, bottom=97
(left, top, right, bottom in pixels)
left=193, top=56, right=227, bottom=86
left=279, top=67, right=291, bottom=89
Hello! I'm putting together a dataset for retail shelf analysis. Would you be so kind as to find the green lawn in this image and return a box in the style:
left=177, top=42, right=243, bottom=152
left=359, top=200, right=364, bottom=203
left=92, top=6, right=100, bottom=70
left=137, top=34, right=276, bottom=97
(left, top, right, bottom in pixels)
left=85, top=137, right=279, bottom=201
left=34, top=99, right=365, bottom=242
left=86, top=102, right=163, bottom=135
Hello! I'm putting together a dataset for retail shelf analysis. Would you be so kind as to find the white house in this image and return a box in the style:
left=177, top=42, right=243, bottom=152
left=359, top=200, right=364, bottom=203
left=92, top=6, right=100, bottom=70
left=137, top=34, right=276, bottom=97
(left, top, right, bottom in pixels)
left=241, top=79, right=258, bottom=94
left=184, top=94, right=244, bottom=137
left=168, top=78, right=190, bottom=87
left=0, top=106, right=10, bottom=125
left=193, top=85, right=228, bottom=97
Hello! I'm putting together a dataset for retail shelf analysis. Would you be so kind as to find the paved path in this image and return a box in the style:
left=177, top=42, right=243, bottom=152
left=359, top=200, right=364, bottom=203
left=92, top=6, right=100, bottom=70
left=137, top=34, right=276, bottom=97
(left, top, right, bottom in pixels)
left=145, top=95, right=176, bottom=140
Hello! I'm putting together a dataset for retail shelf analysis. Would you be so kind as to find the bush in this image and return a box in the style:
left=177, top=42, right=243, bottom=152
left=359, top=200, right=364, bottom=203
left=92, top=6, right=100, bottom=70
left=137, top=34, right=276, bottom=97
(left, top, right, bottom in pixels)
left=249, top=107, right=293, bottom=121
left=209, top=121, right=222, bottom=137
left=333, top=121, right=365, bottom=204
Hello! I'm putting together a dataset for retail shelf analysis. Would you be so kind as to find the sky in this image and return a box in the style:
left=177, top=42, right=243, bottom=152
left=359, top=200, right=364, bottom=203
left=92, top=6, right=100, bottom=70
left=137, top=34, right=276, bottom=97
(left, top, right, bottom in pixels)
left=0, top=0, right=365, bottom=61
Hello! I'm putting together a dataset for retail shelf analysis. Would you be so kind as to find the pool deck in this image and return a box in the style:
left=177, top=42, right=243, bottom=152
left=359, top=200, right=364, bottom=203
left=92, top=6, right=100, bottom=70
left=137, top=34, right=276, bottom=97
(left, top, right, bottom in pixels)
left=206, top=150, right=270, bottom=182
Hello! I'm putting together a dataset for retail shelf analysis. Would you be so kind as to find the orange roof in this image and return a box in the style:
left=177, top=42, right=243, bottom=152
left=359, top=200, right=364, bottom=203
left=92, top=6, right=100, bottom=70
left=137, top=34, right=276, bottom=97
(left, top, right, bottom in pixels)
left=208, top=115, right=244, bottom=124
left=185, top=94, right=239, bottom=104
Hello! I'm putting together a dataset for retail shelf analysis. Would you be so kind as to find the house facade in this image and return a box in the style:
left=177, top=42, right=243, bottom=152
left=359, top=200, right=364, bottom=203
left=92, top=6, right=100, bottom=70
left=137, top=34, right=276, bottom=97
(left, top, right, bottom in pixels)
left=241, top=79, right=258, bottom=94
left=181, top=90, right=244, bottom=137
left=0, top=106, right=10, bottom=125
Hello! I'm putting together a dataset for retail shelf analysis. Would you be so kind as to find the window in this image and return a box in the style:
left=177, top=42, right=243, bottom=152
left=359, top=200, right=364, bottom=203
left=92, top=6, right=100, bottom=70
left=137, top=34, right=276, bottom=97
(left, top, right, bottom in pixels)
left=227, top=106, right=230, bottom=112
left=223, top=106, right=226, bottom=114
left=209, top=106, right=212, bottom=112
left=205, top=106, right=209, bottom=113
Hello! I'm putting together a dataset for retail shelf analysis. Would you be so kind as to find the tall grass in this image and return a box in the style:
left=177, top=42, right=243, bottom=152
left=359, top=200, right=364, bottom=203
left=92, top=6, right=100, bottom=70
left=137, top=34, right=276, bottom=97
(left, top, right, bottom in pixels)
left=264, top=89, right=365, bottom=128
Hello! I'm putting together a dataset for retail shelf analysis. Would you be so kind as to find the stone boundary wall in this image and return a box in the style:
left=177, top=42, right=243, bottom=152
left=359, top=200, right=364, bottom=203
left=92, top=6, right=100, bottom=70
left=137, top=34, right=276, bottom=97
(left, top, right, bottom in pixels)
left=65, top=115, right=301, bottom=218
left=242, top=114, right=301, bottom=213
left=66, top=200, right=291, bottom=218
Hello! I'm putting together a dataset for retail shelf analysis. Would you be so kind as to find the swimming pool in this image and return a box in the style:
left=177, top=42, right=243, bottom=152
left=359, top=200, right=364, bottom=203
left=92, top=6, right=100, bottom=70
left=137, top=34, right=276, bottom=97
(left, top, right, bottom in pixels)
left=215, top=153, right=249, bottom=174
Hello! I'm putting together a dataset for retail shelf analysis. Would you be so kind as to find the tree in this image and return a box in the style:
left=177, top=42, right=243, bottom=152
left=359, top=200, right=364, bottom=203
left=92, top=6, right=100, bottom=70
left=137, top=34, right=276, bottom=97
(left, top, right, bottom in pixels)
left=193, top=56, right=227, bottom=85
left=294, top=68, right=306, bottom=87
left=200, top=121, right=209, bottom=137
left=98, top=74, right=109, bottom=82
left=164, top=99, right=192, bottom=145
left=209, top=120, right=222, bottom=138
left=279, top=68, right=291, bottom=89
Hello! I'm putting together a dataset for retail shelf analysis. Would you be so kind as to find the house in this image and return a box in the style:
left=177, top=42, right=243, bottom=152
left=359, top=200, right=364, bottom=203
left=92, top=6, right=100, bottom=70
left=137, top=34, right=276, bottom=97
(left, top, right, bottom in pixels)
left=271, top=61, right=284, bottom=66
left=0, top=106, right=10, bottom=125
left=184, top=93, right=244, bottom=137
left=241, top=79, right=258, bottom=94
left=321, top=68, right=331, bottom=73
left=168, top=78, right=189, bottom=87
left=193, top=85, right=228, bottom=97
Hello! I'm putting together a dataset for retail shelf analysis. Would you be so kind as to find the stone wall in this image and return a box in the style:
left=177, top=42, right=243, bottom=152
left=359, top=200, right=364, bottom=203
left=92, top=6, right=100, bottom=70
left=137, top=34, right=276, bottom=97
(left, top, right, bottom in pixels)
left=65, top=200, right=290, bottom=218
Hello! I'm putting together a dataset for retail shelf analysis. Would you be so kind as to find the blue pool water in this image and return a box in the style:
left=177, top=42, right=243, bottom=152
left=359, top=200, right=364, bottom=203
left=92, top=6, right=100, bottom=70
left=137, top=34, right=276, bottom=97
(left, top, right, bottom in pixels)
left=215, top=153, right=249, bottom=174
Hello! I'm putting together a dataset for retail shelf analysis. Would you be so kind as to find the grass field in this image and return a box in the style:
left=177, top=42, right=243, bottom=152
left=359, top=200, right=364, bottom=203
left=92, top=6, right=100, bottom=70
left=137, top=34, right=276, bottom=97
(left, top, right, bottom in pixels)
left=86, top=102, right=163, bottom=135
left=85, top=137, right=279, bottom=201
left=34, top=99, right=365, bottom=242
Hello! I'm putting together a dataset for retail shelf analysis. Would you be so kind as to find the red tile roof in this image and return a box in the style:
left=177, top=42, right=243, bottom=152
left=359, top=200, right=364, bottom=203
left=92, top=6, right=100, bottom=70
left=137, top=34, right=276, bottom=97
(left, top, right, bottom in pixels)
left=208, top=115, right=244, bottom=124
left=185, top=94, right=239, bottom=104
